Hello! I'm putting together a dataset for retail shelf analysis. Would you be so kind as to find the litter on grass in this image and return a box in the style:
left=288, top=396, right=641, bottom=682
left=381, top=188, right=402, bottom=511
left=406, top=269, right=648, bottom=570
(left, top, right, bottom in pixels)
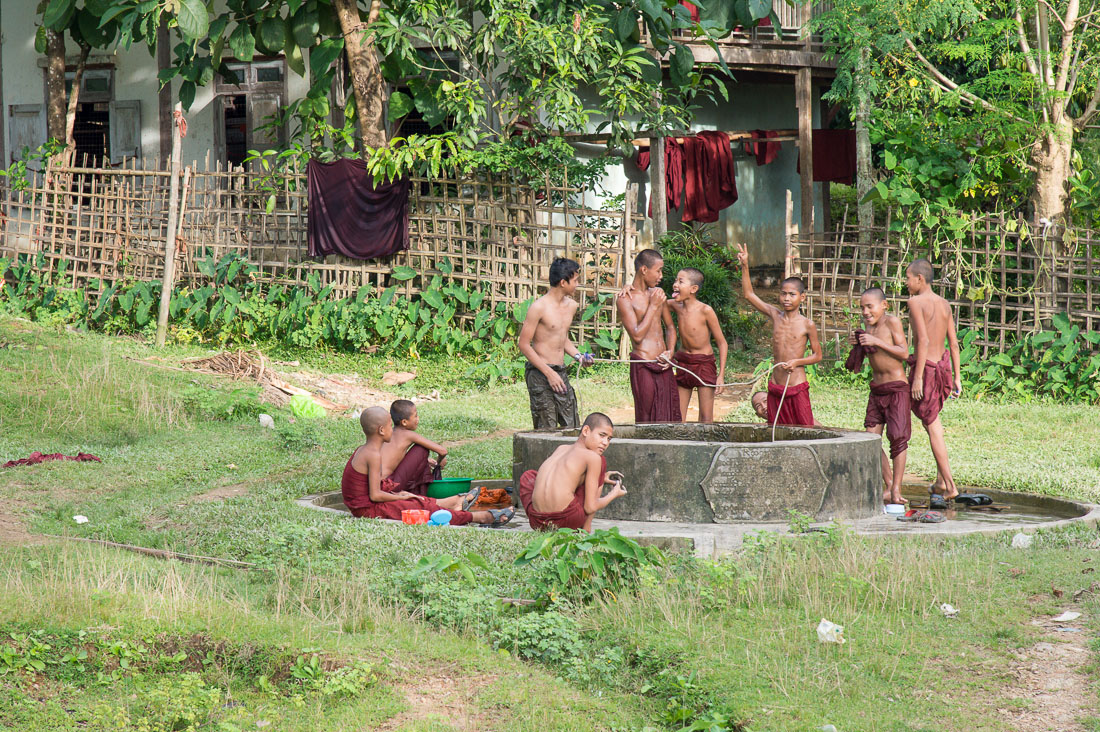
left=258, top=414, right=275, bottom=429
left=940, top=603, right=959, bottom=619
left=1011, top=533, right=1034, bottom=549
left=1052, top=611, right=1082, bottom=622
left=816, top=618, right=846, bottom=644
left=73, top=515, right=89, bottom=524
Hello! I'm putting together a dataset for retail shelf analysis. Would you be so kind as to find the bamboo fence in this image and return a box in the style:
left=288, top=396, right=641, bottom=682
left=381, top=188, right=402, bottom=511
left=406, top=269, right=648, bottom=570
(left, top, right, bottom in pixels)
left=0, top=158, right=642, bottom=344
left=789, top=214, right=1100, bottom=355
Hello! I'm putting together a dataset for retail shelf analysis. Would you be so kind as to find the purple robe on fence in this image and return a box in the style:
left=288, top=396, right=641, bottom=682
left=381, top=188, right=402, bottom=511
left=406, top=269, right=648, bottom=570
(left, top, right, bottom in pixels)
left=306, top=158, right=410, bottom=260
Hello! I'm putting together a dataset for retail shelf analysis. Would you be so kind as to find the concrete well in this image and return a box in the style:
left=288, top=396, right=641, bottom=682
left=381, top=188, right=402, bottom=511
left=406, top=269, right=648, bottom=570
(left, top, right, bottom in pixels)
left=512, top=423, right=883, bottom=523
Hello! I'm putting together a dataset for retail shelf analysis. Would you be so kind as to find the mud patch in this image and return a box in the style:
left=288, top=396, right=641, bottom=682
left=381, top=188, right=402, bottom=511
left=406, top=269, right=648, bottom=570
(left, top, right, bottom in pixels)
left=378, top=670, right=497, bottom=732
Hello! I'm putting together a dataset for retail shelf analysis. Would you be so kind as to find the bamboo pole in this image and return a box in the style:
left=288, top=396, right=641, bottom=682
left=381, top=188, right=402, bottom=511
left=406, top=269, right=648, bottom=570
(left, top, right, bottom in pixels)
left=155, top=103, right=183, bottom=348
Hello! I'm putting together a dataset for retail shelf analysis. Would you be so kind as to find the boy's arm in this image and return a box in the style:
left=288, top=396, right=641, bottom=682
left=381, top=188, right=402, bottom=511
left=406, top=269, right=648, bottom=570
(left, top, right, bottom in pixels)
left=367, top=452, right=413, bottom=502
left=582, top=453, right=625, bottom=514
left=785, top=320, right=823, bottom=370
left=946, top=312, right=963, bottom=396
left=705, top=306, right=728, bottom=392
left=616, top=289, right=665, bottom=343
left=407, top=431, right=447, bottom=458
left=561, top=302, right=591, bottom=366
left=736, top=243, right=780, bottom=318
left=662, top=303, right=677, bottom=355
left=908, top=298, right=930, bottom=399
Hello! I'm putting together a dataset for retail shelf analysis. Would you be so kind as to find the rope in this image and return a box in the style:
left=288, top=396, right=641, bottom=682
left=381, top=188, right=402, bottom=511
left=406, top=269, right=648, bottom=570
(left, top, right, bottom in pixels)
left=572, top=355, right=795, bottom=441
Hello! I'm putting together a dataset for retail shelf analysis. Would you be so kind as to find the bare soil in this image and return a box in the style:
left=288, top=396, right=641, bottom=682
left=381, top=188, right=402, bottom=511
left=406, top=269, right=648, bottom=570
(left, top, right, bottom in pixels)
left=378, top=669, right=497, bottom=732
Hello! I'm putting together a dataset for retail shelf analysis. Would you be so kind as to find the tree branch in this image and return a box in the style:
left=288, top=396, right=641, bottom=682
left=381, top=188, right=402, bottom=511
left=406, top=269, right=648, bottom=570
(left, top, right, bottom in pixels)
left=1014, top=5, right=1042, bottom=80
left=1053, top=0, right=1080, bottom=96
left=1076, top=79, right=1100, bottom=125
left=901, top=39, right=1033, bottom=126
left=1037, top=0, right=1070, bottom=30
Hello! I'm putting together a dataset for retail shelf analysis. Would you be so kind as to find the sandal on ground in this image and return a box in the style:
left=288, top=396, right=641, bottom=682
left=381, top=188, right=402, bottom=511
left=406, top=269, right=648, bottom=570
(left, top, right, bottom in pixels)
left=918, top=510, right=946, bottom=523
left=479, top=507, right=515, bottom=528
left=929, top=494, right=948, bottom=511
left=954, top=493, right=993, bottom=507
left=460, top=486, right=482, bottom=511
left=896, top=509, right=922, bottom=522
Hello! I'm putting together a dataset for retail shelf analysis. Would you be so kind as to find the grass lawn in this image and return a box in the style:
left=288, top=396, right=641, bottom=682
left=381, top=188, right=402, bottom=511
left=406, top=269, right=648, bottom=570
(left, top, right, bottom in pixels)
left=0, top=316, right=1098, bottom=731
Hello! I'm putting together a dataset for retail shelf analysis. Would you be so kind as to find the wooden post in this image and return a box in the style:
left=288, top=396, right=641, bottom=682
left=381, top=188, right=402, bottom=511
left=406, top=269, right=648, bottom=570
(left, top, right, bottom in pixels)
left=784, top=188, right=795, bottom=278
left=651, top=135, right=667, bottom=240
left=795, top=67, right=814, bottom=238
left=155, top=103, right=182, bottom=348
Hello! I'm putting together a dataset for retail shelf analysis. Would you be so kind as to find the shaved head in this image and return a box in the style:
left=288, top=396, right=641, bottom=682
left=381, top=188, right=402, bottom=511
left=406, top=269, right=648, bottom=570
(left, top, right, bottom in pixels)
left=582, top=412, right=613, bottom=430
left=634, top=249, right=663, bottom=271
left=781, top=276, right=806, bottom=294
left=862, top=287, right=886, bottom=302
left=680, top=268, right=704, bottom=288
left=360, top=406, right=391, bottom=435
left=907, top=258, right=933, bottom=283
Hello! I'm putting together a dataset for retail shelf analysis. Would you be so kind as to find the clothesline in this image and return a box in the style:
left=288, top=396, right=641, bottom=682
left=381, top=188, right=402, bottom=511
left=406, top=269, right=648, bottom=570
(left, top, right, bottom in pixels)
left=558, top=128, right=799, bottom=147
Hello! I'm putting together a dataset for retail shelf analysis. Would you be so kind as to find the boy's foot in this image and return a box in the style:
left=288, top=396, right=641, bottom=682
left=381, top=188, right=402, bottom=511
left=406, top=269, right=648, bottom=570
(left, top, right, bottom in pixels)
left=478, top=507, right=515, bottom=528
left=460, top=486, right=482, bottom=511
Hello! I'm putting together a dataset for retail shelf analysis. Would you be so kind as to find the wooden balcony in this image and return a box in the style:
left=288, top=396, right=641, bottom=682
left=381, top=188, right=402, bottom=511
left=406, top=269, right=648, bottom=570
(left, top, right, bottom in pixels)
left=642, top=1, right=837, bottom=74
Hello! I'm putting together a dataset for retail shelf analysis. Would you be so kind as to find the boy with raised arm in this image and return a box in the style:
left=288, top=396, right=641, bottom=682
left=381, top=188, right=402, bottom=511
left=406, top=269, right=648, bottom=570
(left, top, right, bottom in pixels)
left=847, top=287, right=911, bottom=506
left=905, top=258, right=963, bottom=501
left=342, top=407, right=514, bottom=526
left=736, top=243, right=822, bottom=426
left=668, top=267, right=728, bottom=422
left=378, top=399, right=445, bottom=496
left=517, top=412, right=626, bottom=531
left=617, top=249, right=681, bottom=423
left=517, top=258, right=593, bottom=430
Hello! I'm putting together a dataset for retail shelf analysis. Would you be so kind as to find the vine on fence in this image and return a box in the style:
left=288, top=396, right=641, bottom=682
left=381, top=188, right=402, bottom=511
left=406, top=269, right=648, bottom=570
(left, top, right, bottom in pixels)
left=0, top=253, right=622, bottom=386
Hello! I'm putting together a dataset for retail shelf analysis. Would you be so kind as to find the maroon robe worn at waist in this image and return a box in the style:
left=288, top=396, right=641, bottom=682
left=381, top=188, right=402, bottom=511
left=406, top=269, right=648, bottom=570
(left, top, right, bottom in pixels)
left=307, top=157, right=410, bottom=260
left=673, top=351, right=718, bottom=390
left=385, top=444, right=441, bottom=496
left=865, top=380, right=911, bottom=458
left=906, top=351, right=953, bottom=426
left=630, top=352, right=682, bottom=423
left=518, top=456, right=607, bottom=531
left=767, top=380, right=815, bottom=427
left=844, top=329, right=878, bottom=373
left=340, top=457, right=471, bottom=524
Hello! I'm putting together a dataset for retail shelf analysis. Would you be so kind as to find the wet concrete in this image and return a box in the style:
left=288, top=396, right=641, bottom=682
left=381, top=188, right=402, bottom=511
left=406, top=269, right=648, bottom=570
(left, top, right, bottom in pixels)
left=298, top=480, right=1100, bottom=558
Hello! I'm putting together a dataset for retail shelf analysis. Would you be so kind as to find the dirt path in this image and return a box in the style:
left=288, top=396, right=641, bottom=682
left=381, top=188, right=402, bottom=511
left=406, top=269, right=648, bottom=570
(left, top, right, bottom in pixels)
left=378, top=669, right=497, bottom=731
left=998, top=611, right=1096, bottom=731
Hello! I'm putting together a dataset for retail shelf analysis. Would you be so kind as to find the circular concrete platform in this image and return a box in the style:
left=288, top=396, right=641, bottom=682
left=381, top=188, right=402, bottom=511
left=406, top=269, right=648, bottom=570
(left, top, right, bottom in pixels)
left=512, top=423, right=884, bottom=523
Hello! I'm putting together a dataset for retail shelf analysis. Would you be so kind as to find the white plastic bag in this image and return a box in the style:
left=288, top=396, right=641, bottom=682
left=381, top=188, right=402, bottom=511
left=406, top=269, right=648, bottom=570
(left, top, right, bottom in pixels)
left=258, top=414, right=275, bottom=429
left=816, top=618, right=846, bottom=644
left=940, top=603, right=959, bottom=619
left=1011, top=533, right=1033, bottom=549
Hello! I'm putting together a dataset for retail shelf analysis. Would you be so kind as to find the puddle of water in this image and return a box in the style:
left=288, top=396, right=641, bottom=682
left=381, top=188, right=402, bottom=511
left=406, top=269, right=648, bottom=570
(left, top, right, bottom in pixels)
left=897, top=483, right=1086, bottom=525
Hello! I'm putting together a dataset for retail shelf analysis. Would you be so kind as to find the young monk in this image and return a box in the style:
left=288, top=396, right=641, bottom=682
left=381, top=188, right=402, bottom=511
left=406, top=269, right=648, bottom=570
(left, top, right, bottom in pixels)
left=847, top=287, right=911, bottom=506
left=342, top=407, right=514, bottom=526
left=736, top=244, right=822, bottom=426
left=617, top=249, right=681, bottom=423
left=378, top=399, right=445, bottom=496
left=518, top=257, right=593, bottom=430
left=518, top=412, right=626, bottom=531
left=668, top=268, right=728, bottom=422
left=750, top=391, right=769, bottom=420
left=905, top=258, right=963, bottom=500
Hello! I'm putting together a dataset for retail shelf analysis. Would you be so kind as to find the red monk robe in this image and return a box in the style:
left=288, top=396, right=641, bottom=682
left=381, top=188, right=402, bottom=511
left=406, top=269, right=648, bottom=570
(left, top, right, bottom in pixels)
left=766, top=380, right=815, bottom=427
left=673, top=351, right=718, bottom=390
left=907, top=351, right=953, bottom=426
left=864, top=380, right=912, bottom=458
left=385, top=444, right=441, bottom=496
left=518, top=456, right=608, bottom=531
left=630, top=352, right=682, bottom=423
left=340, top=458, right=473, bottom=524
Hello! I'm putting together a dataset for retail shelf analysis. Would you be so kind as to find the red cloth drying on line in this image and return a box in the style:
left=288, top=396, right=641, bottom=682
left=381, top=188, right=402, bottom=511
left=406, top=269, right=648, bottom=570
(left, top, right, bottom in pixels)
left=2, top=452, right=102, bottom=469
left=745, top=130, right=781, bottom=166
left=635, top=139, right=685, bottom=216
left=682, top=131, right=738, bottom=223
left=797, top=129, right=857, bottom=185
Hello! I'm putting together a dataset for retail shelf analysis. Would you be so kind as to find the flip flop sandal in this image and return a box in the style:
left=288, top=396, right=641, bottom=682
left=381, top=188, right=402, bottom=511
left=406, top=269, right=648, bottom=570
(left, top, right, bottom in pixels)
left=929, top=494, right=948, bottom=511
left=897, top=509, right=922, bottom=522
left=918, top=510, right=946, bottom=523
left=479, top=507, right=515, bottom=528
left=460, top=487, right=482, bottom=511
left=954, top=493, right=993, bottom=507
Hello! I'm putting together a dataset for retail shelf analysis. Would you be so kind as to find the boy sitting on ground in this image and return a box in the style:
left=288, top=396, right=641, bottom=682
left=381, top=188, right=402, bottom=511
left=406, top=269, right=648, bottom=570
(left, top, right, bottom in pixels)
left=847, top=287, right=912, bottom=506
left=342, top=407, right=513, bottom=527
left=518, top=412, right=626, bottom=531
left=379, top=399, right=446, bottom=496
left=667, top=267, right=729, bottom=422
left=736, top=244, right=822, bottom=426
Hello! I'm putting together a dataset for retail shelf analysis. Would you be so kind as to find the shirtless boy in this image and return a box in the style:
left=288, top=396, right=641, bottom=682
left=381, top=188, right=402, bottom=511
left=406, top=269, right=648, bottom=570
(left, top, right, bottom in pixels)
left=668, top=268, right=728, bottom=422
left=378, top=399, right=445, bottom=496
left=736, top=244, right=822, bottom=426
left=517, top=412, right=626, bottom=531
left=617, top=249, right=681, bottom=422
left=847, top=288, right=911, bottom=505
left=905, top=258, right=963, bottom=500
left=518, top=258, right=593, bottom=430
left=342, top=407, right=514, bottom=526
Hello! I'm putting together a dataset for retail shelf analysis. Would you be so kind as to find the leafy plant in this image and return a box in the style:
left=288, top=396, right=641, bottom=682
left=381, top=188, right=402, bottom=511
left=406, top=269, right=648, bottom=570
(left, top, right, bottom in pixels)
left=274, top=420, right=322, bottom=451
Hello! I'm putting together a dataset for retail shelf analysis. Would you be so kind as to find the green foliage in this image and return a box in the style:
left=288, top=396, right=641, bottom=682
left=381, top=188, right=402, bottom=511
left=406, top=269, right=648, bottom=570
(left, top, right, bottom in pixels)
left=274, top=420, right=322, bottom=452
left=180, top=384, right=263, bottom=422
left=514, top=527, right=664, bottom=607
left=0, top=252, right=621, bottom=388
left=959, top=314, right=1100, bottom=403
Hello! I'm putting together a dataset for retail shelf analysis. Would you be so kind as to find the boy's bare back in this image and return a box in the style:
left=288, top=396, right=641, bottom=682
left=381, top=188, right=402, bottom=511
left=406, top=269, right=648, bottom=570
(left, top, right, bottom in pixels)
left=531, top=443, right=599, bottom=514
left=907, top=291, right=952, bottom=361
left=379, top=429, right=417, bottom=476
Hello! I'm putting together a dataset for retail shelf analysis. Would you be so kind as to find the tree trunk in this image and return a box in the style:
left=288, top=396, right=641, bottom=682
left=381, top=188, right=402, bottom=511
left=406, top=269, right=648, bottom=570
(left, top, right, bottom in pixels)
left=64, top=43, right=91, bottom=156
left=855, top=48, right=873, bottom=244
left=45, top=30, right=66, bottom=143
left=332, top=0, right=388, bottom=150
left=1030, top=119, right=1074, bottom=318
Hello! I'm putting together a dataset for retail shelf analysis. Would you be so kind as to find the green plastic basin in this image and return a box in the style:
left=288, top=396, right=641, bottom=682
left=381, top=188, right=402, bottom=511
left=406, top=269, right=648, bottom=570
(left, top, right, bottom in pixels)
left=426, top=477, right=473, bottom=499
